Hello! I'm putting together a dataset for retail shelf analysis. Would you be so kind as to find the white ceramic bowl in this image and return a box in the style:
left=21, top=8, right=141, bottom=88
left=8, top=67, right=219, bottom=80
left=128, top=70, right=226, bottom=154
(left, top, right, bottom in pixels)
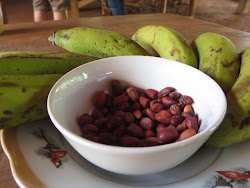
left=47, top=56, right=227, bottom=175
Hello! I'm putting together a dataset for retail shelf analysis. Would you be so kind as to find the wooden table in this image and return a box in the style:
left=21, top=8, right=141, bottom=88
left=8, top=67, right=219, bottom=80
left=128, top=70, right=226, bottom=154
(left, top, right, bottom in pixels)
left=1, top=13, right=250, bottom=188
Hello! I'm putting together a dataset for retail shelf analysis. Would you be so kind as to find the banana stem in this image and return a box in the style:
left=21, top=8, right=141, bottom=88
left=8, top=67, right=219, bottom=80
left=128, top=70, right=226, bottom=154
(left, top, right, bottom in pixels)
left=48, top=32, right=55, bottom=45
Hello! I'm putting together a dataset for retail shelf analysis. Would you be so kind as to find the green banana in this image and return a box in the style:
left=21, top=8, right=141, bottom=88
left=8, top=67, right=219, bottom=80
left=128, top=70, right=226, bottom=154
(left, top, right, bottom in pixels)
left=206, top=47, right=250, bottom=147
left=49, top=27, right=150, bottom=58
left=0, top=51, right=97, bottom=75
left=0, top=74, right=63, bottom=129
left=131, top=25, right=198, bottom=68
left=191, top=32, right=240, bottom=93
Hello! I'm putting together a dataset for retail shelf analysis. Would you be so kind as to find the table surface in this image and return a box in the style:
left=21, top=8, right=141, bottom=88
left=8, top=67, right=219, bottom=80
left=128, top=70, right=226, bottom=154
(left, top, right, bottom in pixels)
left=1, top=13, right=250, bottom=188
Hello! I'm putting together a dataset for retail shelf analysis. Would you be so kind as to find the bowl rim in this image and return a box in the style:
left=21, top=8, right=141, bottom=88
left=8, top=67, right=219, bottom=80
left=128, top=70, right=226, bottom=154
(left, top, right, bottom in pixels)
left=47, top=55, right=227, bottom=153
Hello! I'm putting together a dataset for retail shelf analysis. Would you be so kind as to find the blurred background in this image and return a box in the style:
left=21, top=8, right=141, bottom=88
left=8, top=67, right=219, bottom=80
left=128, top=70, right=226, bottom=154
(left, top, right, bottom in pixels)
left=2, top=0, right=250, bottom=32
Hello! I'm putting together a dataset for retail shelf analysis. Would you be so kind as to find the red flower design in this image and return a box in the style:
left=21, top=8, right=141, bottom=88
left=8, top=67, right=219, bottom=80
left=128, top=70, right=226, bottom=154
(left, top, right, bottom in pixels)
left=217, top=170, right=250, bottom=180
left=50, top=150, right=67, bottom=165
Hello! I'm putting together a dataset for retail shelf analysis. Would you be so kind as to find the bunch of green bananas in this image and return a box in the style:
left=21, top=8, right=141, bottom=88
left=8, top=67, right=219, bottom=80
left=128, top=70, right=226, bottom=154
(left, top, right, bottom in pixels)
left=205, top=47, right=250, bottom=147
left=2, top=26, right=250, bottom=148
left=0, top=28, right=150, bottom=129
left=188, top=32, right=250, bottom=147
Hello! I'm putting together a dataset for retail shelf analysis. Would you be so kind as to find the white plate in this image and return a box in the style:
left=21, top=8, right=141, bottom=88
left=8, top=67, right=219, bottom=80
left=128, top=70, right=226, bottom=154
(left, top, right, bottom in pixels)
left=1, top=118, right=250, bottom=188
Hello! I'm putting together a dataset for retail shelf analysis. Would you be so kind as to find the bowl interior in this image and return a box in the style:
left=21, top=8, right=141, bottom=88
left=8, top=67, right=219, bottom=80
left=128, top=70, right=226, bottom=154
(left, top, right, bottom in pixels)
left=48, top=56, right=226, bottom=145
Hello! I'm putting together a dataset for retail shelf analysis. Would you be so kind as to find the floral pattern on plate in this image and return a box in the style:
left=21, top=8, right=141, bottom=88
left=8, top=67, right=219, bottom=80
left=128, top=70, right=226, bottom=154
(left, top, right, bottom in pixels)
left=33, top=128, right=67, bottom=168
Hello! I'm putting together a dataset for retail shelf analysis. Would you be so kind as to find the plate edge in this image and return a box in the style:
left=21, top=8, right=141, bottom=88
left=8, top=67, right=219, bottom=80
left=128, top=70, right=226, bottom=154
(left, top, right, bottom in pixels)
left=1, top=127, right=46, bottom=188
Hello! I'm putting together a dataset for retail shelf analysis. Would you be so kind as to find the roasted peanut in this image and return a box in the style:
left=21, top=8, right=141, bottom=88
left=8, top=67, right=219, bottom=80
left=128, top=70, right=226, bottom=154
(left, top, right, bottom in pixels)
left=144, top=130, right=157, bottom=138
left=145, top=89, right=158, bottom=99
left=135, top=87, right=146, bottom=97
left=182, top=111, right=195, bottom=118
left=145, top=137, right=158, bottom=143
left=94, top=91, right=106, bottom=108
left=140, top=117, right=154, bottom=131
left=169, top=104, right=182, bottom=115
left=105, top=94, right=113, bottom=107
left=111, top=80, right=123, bottom=96
left=149, top=99, right=157, bottom=108
left=90, top=136, right=100, bottom=143
left=139, top=96, right=150, bottom=109
left=127, top=123, right=144, bottom=138
left=156, top=123, right=167, bottom=133
left=138, top=137, right=159, bottom=147
left=99, top=134, right=117, bottom=145
left=169, top=91, right=182, bottom=100
left=113, top=95, right=129, bottom=106
left=177, top=128, right=197, bottom=141
left=123, top=112, right=135, bottom=124
left=155, top=110, right=171, bottom=124
left=157, top=126, right=179, bottom=144
left=145, top=108, right=156, bottom=120
left=99, top=107, right=109, bottom=115
left=176, top=121, right=187, bottom=133
left=126, top=86, right=139, bottom=102
left=78, top=114, right=93, bottom=126
left=106, top=117, right=121, bottom=130
left=151, top=102, right=165, bottom=112
left=158, top=87, right=175, bottom=98
left=114, top=111, right=125, bottom=118
left=129, top=102, right=142, bottom=112
left=133, top=110, right=142, bottom=119
left=91, top=109, right=104, bottom=120
left=182, top=105, right=195, bottom=118
left=170, top=115, right=184, bottom=127
left=94, top=117, right=109, bottom=128
left=119, top=136, right=140, bottom=147
left=177, top=103, right=185, bottom=111
left=114, top=124, right=126, bottom=138
left=161, top=96, right=176, bottom=107
left=183, top=104, right=194, bottom=113
left=118, top=101, right=130, bottom=111
left=185, top=117, right=199, bottom=131
left=179, top=95, right=194, bottom=105
left=82, top=124, right=99, bottom=134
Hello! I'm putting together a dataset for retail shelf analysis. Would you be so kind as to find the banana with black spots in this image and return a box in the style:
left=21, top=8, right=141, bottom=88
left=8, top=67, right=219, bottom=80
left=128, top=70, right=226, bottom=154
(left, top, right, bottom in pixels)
left=0, top=51, right=97, bottom=75
left=49, top=27, right=150, bottom=58
left=191, top=32, right=240, bottom=93
left=132, top=25, right=198, bottom=68
left=0, top=74, right=63, bottom=129
left=206, top=47, right=250, bottom=147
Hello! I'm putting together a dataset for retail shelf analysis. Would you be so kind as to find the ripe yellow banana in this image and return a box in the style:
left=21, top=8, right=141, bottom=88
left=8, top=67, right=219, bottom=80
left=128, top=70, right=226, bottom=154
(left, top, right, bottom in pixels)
left=206, top=47, right=250, bottom=147
left=191, top=32, right=240, bottom=93
left=0, top=74, right=63, bottom=129
left=131, top=25, right=198, bottom=68
left=49, top=27, right=150, bottom=58
left=0, top=51, right=97, bottom=75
